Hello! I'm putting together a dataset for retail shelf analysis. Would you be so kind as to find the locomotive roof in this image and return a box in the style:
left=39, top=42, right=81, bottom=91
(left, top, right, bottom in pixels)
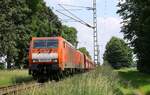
left=32, top=36, right=75, bottom=48
left=32, top=36, right=62, bottom=40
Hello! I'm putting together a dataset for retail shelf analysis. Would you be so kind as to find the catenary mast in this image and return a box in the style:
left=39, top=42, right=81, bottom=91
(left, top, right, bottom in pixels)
left=93, top=0, right=99, bottom=64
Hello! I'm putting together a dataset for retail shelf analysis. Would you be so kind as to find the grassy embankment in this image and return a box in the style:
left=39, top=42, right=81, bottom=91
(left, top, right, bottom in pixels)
left=0, top=70, right=32, bottom=87
left=117, top=68, right=150, bottom=95
left=19, top=66, right=121, bottom=95
left=20, top=67, right=150, bottom=95
left=2, top=67, right=149, bottom=95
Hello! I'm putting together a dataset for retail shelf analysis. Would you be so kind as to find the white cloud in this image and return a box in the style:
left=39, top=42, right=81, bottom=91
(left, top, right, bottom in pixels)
left=98, top=17, right=122, bottom=32
left=98, top=17, right=123, bottom=63
left=98, top=17, right=123, bottom=44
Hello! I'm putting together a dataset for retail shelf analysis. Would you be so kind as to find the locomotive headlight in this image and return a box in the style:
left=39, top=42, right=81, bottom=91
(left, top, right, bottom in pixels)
left=32, top=59, right=39, bottom=62
left=52, top=59, right=58, bottom=62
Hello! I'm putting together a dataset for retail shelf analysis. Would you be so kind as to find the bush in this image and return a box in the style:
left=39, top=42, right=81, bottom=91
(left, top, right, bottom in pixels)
left=104, top=37, right=133, bottom=69
left=0, top=63, right=5, bottom=69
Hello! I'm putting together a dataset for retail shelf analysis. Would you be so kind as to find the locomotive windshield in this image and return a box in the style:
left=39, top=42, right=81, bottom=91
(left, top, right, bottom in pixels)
left=33, top=39, right=58, bottom=48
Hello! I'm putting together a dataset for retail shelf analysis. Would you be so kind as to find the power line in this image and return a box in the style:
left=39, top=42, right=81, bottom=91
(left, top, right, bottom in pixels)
left=56, top=9, right=83, bottom=11
left=59, top=4, right=93, bottom=10
left=58, top=4, right=93, bottom=28
left=56, top=10, right=93, bottom=28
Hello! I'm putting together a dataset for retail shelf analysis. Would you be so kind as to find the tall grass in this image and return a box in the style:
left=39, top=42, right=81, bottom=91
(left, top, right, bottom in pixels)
left=20, top=66, right=122, bottom=95
left=117, top=68, right=150, bottom=95
left=0, top=70, right=32, bottom=87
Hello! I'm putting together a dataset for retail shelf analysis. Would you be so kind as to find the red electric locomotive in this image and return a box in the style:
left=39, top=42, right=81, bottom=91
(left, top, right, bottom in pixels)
left=29, top=36, right=95, bottom=80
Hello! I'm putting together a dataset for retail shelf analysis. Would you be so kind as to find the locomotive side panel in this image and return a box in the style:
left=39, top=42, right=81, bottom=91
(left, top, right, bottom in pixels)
left=63, top=41, right=76, bottom=69
left=78, top=51, right=84, bottom=69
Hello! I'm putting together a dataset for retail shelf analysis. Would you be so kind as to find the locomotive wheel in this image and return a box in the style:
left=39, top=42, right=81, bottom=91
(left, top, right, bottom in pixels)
left=32, top=73, right=38, bottom=80
left=37, top=74, right=48, bottom=83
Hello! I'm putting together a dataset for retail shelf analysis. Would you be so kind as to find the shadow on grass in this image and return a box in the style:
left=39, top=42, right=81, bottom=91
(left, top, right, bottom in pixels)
left=146, top=91, right=150, bottom=95
left=11, top=76, right=33, bottom=84
left=118, top=70, right=150, bottom=89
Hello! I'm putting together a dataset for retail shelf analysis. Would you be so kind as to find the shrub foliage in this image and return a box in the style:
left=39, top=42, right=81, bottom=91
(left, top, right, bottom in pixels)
left=104, top=37, right=133, bottom=69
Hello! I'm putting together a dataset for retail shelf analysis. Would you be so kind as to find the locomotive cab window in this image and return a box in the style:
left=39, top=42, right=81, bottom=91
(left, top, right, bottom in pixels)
left=33, top=39, right=58, bottom=48
left=47, top=39, right=58, bottom=48
left=34, top=40, right=46, bottom=48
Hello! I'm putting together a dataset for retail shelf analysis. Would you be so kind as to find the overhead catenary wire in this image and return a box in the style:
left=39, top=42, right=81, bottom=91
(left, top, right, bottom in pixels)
left=56, top=9, right=83, bottom=11
left=58, top=4, right=93, bottom=28
left=56, top=10, right=86, bottom=25
left=59, top=4, right=93, bottom=10
left=56, top=9, right=94, bottom=28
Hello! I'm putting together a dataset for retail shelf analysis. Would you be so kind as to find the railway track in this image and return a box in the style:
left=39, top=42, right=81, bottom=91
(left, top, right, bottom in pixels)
left=0, top=82, right=45, bottom=95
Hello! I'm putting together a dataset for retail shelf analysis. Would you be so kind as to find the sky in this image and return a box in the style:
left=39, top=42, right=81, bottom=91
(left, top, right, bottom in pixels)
left=43, top=0, right=123, bottom=63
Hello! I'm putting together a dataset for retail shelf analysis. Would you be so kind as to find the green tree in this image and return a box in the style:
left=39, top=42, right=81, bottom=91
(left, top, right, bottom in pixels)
left=78, top=47, right=91, bottom=59
left=0, top=0, right=29, bottom=68
left=0, top=0, right=61, bottom=68
left=62, top=25, right=78, bottom=47
left=0, top=64, right=4, bottom=69
left=0, top=0, right=78, bottom=68
left=117, top=0, right=150, bottom=73
left=103, top=37, right=133, bottom=69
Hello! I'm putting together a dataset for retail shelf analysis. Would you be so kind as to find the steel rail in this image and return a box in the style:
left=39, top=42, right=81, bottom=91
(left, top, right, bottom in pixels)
left=0, top=82, right=44, bottom=95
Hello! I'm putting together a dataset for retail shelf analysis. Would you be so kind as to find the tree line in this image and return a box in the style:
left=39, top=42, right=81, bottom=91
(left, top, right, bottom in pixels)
left=104, top=0, right=150, bottom=72
left=0, top=0, right=81, bottom=68
left=117, top=0, right=150, bottom=73
left=104, top=37, right=133, bottom=69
